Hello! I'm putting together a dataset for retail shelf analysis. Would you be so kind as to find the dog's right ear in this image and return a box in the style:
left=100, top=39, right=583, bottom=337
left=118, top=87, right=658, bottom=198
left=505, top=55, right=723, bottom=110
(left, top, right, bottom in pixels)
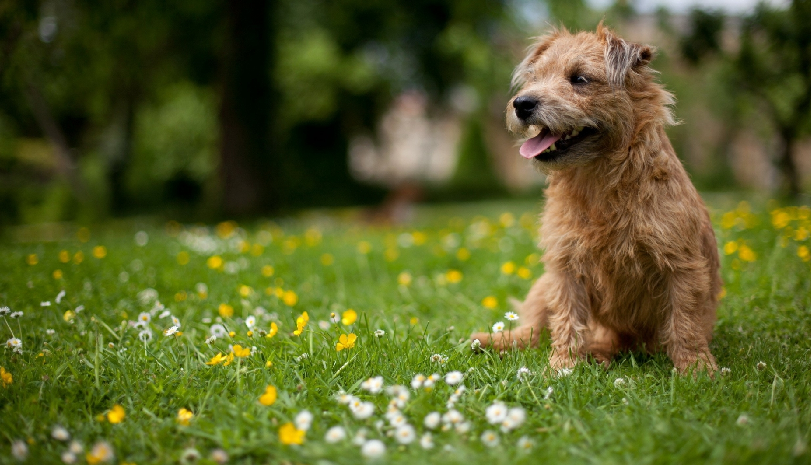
left=511, top=29, right=564, bottom=90
left=597, top=22, right=654, bottom=88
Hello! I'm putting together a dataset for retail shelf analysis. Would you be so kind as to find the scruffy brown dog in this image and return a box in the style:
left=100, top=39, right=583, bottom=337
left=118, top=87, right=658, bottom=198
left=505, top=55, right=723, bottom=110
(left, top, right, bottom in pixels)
left=470, top=24, right=721, bottom=374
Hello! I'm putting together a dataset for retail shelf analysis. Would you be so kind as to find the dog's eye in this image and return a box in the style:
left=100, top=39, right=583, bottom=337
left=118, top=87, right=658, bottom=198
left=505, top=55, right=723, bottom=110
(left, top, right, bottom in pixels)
left=570, top=75, right=589, bottom=85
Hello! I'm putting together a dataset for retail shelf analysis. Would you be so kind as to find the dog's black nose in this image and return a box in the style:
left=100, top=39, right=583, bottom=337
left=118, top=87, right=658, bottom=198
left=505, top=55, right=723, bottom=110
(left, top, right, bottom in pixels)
left=513, top=96, right=538, bottom=120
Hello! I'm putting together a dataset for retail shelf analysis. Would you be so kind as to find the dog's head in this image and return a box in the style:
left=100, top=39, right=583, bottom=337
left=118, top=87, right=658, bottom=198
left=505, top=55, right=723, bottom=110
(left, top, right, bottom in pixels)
left=506, top=24, right=674, bottom=170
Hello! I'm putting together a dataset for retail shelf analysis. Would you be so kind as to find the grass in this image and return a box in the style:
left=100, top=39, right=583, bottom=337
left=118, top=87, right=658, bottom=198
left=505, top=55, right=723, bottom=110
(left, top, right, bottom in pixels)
left=1, top=198, right=810, bottom=464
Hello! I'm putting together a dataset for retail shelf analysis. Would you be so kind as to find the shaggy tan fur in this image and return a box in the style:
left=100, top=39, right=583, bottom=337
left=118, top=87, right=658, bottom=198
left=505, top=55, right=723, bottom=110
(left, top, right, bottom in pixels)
left=470, top=24, right=721, bottom=374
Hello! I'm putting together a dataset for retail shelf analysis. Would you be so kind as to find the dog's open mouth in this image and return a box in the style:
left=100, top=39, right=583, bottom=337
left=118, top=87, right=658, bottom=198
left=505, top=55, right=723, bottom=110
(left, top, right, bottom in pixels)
left=519, top=126, right=596, bottom=161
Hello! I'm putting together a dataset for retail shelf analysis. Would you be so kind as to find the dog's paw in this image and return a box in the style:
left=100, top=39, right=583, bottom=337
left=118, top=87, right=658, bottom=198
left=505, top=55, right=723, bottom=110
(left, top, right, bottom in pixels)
left=549, top=351, right=577, bottom=370
left=673, top=351, right=718, bottom=377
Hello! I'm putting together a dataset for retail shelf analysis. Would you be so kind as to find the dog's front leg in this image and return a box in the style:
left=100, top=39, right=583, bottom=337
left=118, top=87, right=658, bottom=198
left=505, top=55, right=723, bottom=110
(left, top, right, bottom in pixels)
left=546, top=271, right=591, bottom=370
left=663, top=271, right=718, bottom=375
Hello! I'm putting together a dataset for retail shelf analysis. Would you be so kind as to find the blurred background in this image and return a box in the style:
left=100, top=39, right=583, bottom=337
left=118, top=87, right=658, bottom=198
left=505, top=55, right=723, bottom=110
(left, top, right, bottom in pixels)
left=1, top=0, right=810, bottom=226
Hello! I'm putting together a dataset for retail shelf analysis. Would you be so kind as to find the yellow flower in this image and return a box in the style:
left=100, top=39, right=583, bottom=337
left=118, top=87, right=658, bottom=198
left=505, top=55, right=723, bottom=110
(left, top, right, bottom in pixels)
left=341, top=309, right=357, bottom=326
left=107, top=404, right=125, bottom=424
left=239, top=285, right=253, bottom=298
left=282, top=290, right=298, bottom=306
left=175, top=291, right=187, bottom=302
left=267, top=322, right=279, bottom=338
left=26, top=254, right=38, bottom=265
left=446, top=270, right=462, bottom=284
left=73, top=251, right=84, bottom=264
left=320, top=254, right=334, bottom=266
left=206, top=353, right=226, bottom=365
left=410, top=317, right=419, bottom=325
left=207, top=255, right=223, bottom=270
left=177, top=251, right=190, bottom=265
left=279, top=422, right=305, bottom=445
left=92, top=246, right=107, bottom=259
left=218, top=303, right=234, bottom=318
left=228, top=331, right=236, bottom=338
left=397, top=272, right=412, bottom=286
left=1, top=367, right=12, bottom=387
left=177, top=408, right=193, bottom=426
left=501, top=261, right=516, bottom=275
left=336, top=333, right=357, bottom=351
left=259, top=385, right=277, bottom=406
left=232, top=345, right=250, bottom=357
left=265, top=360, right=273, bottom=368
left=738, top=244, right=756, bottom=262
left=262, top=265, right=275, bottom=277
left=215, top=221, right=237, bottom=238
left=53, top=269, right=63, bottom=280
left=223, top=353, right=235, bottom=366
left=482, top=296, right=497, bottom=309
left=357, top=241, right=372, bottom=254
left=59, top=250, right=70, bottom=263
left=517, top=267, right=531, bottom=279
left=385, top=248, right=399, bottom=262
left=717, top=288, right=727, bottom=300
left=456, top=248, right=471, bottom=261
left=771, top=210, right=791, bottom=229
left=798, top=245, right=810, bottom=262
left=412, top=231, right=427, bottom=245
left=64, top=311, right=75, bottom=322
left=723, top=241, right=738, bottom=255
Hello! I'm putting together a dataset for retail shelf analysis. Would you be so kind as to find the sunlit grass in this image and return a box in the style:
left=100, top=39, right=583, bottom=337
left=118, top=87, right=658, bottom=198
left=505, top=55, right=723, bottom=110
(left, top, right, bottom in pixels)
left=1, top=199, right=810, bottom=464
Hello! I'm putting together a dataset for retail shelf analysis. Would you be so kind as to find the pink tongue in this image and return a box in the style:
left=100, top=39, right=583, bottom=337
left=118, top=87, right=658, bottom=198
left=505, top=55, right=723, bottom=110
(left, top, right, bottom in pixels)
left=519, top=132, right=562, bottom=159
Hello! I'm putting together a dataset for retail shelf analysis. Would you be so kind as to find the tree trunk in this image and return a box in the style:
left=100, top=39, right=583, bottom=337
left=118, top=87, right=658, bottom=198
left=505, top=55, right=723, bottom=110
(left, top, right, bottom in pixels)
left=218, top=0, right=277, bottom=217
left=776, top=127, right=800, bottom=200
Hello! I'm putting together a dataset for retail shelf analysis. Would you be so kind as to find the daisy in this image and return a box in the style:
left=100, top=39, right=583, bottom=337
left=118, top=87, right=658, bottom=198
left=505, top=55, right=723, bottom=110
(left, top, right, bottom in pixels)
left=336, top=393, right=355, bottom=405
left=61, top=451, right=76, bottom=464
left=11, top=311, right=23, bottom=318
left=361, top=439, right=386, bottom=459
left=52, top=425, right=70, bottom=441
left=504, top=312, right=519, bottom=321
left=136, top=312, right=151, bottom=327
left=389, top=414, right=407, bottom=428
left=138, top=330, right=153, bottom=343
left=485, top=402, right=508, bottom=424
left=205, top=335, right=216, bottom=344
left=159, top=310, right=171, bottom=319
left=471, top=339, right=482, bottom=351
left=507, top=407, right=526, bottom=427
left=362, top=376, right=384, bottom=394
left=295, top=410, right=313, bottom=431
left=492, top=321, right=505, bottom=333
left=325, top=426, right=346, bottom=443
left=11, top=440, right=27, bottom=461
left=210, top=449, right=228, bottom=464
left=517, top=436, right=535, bottom=451
left=68, top=441, right=83, bottom=454
left=395, top=424, right=416, bottom=444
left=353, top=428, right=368, bottom=446
left=352, top=401, right=374, bottom=419
left=0, top=306, right=9, bottom=315
left=374, top=329, right=385, bottom=337
left=6, top=338, right=22, bottom=353
left=411, top=374, right=426, bottom=389
left=424, top=412, right=441, bottom=429
left=445, top=371, right=463, bottom=385
left=171, top=316, right=181, bottom=327
left=455, top=421, right=471, bottom=434
left=163, top=326, right=179, bottom=336
left=420, top=433, right=434, bottom=449
left=480, top=430, right=500, bottom=447
left=442, top=410, right=463, bottom=425
left=87, top=440, right=114, bottom=463
left=210, top=324, right=228, bottom=338
left=516, top=366, right=532, bottom=381
left=245, top=316, right=256, bottom=329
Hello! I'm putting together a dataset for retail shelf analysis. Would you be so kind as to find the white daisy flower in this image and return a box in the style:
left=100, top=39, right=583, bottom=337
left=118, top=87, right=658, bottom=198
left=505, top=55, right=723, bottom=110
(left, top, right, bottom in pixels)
left=362, top=376, right=384, bottom=394
left=163, top=325, right=179, bottom=336
left=492, top=321, right=505, bottom=333
left=336, top=393, right=355, bottom=405
left=46, top=329, right=55, bottom=335
left=245, top=316, right=256, bottom=329
left=51, top=425, right=70, bottom=441
left=6, top=338, right=22, bottom=352
left=395, top=424, right=416, bottom=444
left=614, top=377, right=626, bottom=388
left=11, top=311, right=24, bottom=318
left=504, top=312, right=519, bottom=321
left=171, top=316, right=181, bottom=328
left=61, top=451, right=76, bottom=464
left=485, top=402, right=508, bottom=424
left=507, top=407, right=526, bottom=427
left=352, top=401, right=375, bottom=419
left=139, top=329, right=153, bottom=343
left=442, top=409, right=463, bottom=425
left=411, top=374, right=426, bottom=389
left=0, top=306, right=9, bottom=315
left=480, top=430, right=500, bottom=447
left=424, top=412, right=441, bottom=429
left=517, top=436, right=534, bottom=451
left=445, top=371, right=463, bottom=385
left=40, top=301, right=51, bottom=307
left=210, top=449, right=228, bottom=464
left=159, top=310, right=171, bottom=319
left=361, top=439, right=386, bottom=458
left=205, top=335, right=216, bottom=344
left=353, top=428, right=368, bottom=446
left=420, top=433, right=434, bottom=449
left=136, top=312, right=151, bottom=326
left=11, top=440, right=28, bottom=460
left=210, top=324, right=228, bottom=338
left=453, top=421, right=470, bottom=434
left=68, top=441, right=83, bottom=454
left=325, top=426, right=346, bottom=443
left=389, top=414, right=407, bottom=428
left=295, top=410, right=313, bottom=431
left=56, top=290, right=66, bottom=304
left=374, top=329, right=385, bottom=337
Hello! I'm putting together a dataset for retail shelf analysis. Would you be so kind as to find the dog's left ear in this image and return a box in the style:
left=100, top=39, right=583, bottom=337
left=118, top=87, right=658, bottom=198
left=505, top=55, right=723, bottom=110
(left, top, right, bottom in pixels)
left=598, top=23, right=654, bottom=88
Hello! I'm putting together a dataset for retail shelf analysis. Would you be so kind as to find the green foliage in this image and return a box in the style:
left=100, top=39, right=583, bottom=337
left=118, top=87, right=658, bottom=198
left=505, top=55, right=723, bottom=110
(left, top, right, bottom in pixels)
left=1, top=199, right=810, bottom=463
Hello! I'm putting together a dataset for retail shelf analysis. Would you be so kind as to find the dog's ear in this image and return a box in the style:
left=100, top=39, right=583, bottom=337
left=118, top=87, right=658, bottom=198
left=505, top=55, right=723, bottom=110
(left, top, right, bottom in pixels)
left=598, top=23, right=655, bottom=88
left=511, top=29, right=565, bottom=90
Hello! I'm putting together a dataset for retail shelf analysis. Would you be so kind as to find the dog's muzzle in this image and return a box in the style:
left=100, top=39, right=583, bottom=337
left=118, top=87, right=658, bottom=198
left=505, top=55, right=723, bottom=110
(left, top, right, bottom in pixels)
left=513, top=96, right=539, bottom=121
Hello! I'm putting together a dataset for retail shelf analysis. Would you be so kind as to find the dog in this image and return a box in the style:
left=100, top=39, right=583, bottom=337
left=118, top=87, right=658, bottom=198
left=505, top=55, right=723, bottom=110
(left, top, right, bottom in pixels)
left=470, top=24, right=721, bottom=374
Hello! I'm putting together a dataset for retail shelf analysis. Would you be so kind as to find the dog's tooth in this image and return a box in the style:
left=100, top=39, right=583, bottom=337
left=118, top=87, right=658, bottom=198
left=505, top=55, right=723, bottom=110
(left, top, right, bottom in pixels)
left=550, top=143, right=557, bottom=151
left=572, top=129, right=580, bottom=137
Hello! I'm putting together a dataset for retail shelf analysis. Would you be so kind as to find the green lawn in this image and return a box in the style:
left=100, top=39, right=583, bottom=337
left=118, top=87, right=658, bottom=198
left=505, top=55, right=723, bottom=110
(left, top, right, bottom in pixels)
left=1, top=198, right=810, bottom=464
